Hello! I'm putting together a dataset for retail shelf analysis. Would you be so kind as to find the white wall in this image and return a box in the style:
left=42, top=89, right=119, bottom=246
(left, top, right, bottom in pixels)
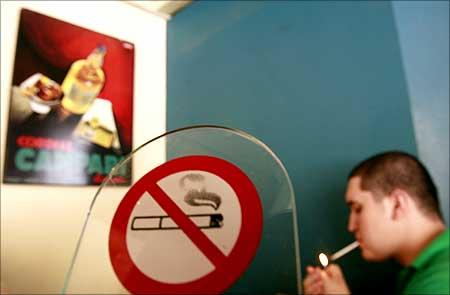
left=0, top=1, right=167, bottom=293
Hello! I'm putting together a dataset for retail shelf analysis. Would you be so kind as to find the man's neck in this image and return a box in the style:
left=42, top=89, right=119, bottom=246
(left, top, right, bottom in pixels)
left=395, top=215, right=445, bottom=266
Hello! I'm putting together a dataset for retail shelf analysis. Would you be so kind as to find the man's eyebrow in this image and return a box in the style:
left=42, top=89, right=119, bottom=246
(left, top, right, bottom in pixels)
left=346, top=200, right=355, bottom=206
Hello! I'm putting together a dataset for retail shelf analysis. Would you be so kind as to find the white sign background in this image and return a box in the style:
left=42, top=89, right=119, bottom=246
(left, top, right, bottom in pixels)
left=126, top=170, right=242, bottom=283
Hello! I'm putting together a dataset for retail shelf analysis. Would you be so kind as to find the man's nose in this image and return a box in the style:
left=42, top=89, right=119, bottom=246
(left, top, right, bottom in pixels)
left=347, top=214, right=356, bottom=232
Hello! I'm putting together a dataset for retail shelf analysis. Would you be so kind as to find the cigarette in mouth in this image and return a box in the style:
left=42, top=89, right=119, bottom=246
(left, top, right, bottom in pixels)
left=319, top=241, right=359, bottom=267
left=330, top=241, right=359, bottom=261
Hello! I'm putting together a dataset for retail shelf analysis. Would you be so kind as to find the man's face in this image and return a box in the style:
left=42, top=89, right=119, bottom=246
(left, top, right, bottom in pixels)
left=345, top=176, right=397, bottom=261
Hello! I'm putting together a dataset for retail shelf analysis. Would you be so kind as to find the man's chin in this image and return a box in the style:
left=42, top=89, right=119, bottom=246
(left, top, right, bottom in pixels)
left=362, top=250, right=385, bottom=262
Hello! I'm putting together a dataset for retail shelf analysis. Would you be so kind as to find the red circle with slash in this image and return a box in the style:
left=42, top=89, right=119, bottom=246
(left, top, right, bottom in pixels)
left=109, top=155, right=263, bottom=294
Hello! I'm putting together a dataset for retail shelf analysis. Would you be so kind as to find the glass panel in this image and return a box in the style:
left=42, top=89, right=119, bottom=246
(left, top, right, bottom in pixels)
left=63, top=125, right=301, bottom=294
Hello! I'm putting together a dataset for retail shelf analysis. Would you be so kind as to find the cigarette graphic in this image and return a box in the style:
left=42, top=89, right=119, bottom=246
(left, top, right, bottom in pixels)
left=131, top=213, right=224, bottom=231
left=319, top=241, right=359, bottom=267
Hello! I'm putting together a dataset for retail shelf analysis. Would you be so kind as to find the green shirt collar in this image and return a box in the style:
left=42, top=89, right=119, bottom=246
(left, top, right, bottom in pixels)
left=411, top=228, right=449, bottom=269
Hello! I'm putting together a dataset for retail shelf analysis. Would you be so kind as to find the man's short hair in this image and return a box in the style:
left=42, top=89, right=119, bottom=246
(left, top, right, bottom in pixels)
left=348, top=151, right=442, bottom=219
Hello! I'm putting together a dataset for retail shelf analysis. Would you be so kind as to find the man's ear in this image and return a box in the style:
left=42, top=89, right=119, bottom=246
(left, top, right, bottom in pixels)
left=389, top=189, right=410, bottom=220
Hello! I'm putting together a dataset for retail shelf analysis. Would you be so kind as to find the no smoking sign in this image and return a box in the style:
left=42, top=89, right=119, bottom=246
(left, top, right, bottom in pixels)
left=109, top=155, right=263, bottom=294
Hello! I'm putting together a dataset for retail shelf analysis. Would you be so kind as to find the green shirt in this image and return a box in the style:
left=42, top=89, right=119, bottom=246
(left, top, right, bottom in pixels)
left=397, top=229, right=450, bottom=295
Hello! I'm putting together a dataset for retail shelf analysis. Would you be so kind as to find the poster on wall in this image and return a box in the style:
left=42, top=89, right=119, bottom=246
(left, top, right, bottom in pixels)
left=2, top=9, right=134, bottom=186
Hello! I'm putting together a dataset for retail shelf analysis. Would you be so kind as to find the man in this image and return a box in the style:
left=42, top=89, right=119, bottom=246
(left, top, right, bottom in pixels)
left=303, top=151, right=449, bottom=294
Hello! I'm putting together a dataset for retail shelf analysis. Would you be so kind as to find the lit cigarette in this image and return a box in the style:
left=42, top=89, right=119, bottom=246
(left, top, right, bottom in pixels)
left=318, top=241, right=359, bottom=267
left=330, top=241, right=359, bottom=261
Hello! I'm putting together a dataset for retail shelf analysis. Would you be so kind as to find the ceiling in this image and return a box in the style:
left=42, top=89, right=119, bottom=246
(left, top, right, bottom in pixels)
left=124, top=0, right=192, bottom=20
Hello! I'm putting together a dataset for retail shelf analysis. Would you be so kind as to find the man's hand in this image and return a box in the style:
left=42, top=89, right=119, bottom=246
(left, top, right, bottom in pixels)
left=303, top=266, right=324, bottom=294
left=303, top=264, right=351, bottom=294
left=321, top=264, right=351, bottom=294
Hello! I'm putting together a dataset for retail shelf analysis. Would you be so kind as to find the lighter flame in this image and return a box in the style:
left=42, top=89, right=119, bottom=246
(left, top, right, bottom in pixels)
left=319, top=253, right=329, bottom=267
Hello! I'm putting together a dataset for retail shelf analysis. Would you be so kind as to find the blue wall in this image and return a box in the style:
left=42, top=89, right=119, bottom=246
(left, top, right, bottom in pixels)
left=167, top=1, right=447, bottom=293
left=393, top=1, right=449, bottom=224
